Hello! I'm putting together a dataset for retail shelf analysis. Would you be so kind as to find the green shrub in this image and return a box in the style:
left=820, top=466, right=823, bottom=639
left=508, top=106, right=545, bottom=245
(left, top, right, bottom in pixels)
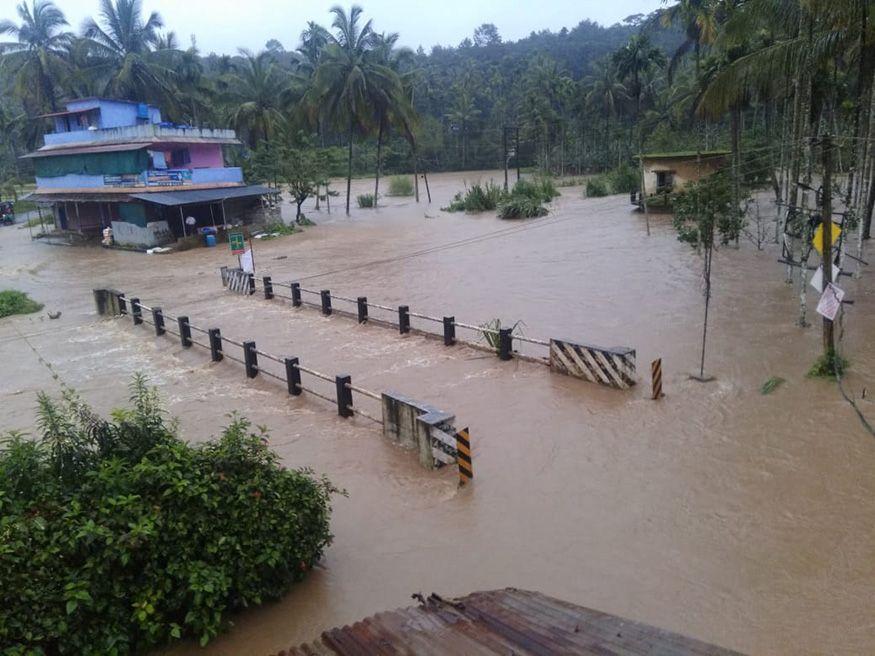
left=606, top=164, right=640, bottom=194
left=585, top=177, right=610, bottom=197
left=261, top=221, right=296, bottom=237
left=0, top=376, right=340, bottom=654
left=512, top=176, right=558, bottom=203
left=807, top=352, right=849, bottom=379
left=441, top=181, right=505, bottom=212
left=497, top=195, right=548, bottom=219
left=387, top=175, right=414, bottom=196
left=0, top=290, right=43, bottom=318
left=760, top=376, right=785, bottom=394
left=357, top=193, right=375, bottom=208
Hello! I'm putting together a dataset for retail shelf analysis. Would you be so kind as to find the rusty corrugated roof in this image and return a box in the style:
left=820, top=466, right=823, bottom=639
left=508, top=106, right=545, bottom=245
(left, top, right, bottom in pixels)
left=276, top=589, right=745, bottom=656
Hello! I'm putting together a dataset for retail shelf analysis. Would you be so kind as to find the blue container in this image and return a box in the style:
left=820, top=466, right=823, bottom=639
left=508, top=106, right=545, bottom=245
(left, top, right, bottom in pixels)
left=205, top=234, right=217, bottom=248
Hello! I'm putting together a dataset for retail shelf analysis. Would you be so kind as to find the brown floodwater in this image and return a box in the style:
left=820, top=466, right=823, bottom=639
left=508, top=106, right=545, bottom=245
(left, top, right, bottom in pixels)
left=2, top=171, right=874, bottom=655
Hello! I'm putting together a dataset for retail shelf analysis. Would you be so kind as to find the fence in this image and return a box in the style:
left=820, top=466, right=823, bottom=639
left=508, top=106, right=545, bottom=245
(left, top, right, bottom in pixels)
left=93, top=288, right=472, bottom=479
left=220, top=271, right=638, bottom=390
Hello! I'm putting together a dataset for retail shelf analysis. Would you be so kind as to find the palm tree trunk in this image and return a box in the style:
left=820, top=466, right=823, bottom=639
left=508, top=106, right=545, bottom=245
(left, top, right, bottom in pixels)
left=374, top=117, right=384, bottom=207
left=346, top=117, right=354, bottom=215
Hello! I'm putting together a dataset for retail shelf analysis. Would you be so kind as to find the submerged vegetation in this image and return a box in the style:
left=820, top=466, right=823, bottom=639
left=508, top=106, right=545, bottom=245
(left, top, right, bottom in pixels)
left=0, top=289, right=43, bottom=318
left=387, top=175, right=414, bottom=196
left=585, top=164, right=640, bottom=197
left=357, top=193, right=375, bottom=208
left=443, top=177, right=558, bottom=217
left=442, top=181, right=505, bottom=212
left=807, top=353, right=849, bottom=380
left=0, top=376, right=340, bottom=653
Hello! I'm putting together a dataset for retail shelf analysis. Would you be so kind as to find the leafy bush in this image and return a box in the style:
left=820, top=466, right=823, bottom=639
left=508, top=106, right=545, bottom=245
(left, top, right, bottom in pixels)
left=261, top=220, right=296, bottom=237
left=0, top=290, right=43, bottom=318
left=357, top=193, right=375, bottom=208
left=387, top=175, right=414, bottom=196
left=606, top=164, right=640, bottom=194
left=585, top=177, right=610, bottom=197
left=0, top=376, right=340, bottom=654
left=807, top=352, right=849, bottom=379
left=512, top=176, right=558, bottom=203
left=497, top=195, right=548, bottom=219
left=442, top=181, right=505, bottom=212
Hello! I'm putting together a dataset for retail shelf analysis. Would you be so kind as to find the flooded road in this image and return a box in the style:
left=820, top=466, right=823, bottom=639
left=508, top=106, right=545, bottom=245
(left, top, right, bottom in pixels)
left=2, top=170, right=874, bottom=655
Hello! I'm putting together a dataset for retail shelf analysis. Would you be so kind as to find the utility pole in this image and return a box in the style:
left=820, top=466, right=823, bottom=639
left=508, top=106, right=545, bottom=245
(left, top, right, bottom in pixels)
left=821, top=134, right=835, bottom=358
left=502, top=127, right=509, bottom=192
left=515, top=127, right=521, bottom=182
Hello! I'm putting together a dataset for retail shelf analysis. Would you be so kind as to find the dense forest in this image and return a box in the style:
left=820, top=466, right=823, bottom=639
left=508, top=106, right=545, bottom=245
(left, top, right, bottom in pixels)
left=1, top=0, right=874, bottom=240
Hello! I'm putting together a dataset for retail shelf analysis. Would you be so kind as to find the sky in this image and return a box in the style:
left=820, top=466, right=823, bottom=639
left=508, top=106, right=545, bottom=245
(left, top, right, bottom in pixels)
left=0, top=0, right=665, bottom=55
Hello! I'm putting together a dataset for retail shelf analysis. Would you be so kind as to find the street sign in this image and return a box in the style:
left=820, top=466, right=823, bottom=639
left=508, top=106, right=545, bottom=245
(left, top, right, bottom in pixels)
left=812, top=222, right=841, bottom=255
left=816, top=282, right=844, bottom=321
left=229, top=231, right=245, bottom=254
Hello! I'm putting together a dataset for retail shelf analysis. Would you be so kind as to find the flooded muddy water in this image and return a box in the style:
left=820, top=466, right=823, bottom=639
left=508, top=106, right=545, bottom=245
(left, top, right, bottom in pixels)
left=2, top=170, right=874, bottom=655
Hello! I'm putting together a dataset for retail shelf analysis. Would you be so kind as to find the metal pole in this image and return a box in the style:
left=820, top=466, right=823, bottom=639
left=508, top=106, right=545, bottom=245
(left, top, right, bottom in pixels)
left=179, top=206, right=186, bottom=237
left=822, top=135, right=835, bottom=357
left=248, top=234, right=256, bottom=275
left=515, top=127, right=521, bottom=181
left=503, top=127, right=509, bottom=192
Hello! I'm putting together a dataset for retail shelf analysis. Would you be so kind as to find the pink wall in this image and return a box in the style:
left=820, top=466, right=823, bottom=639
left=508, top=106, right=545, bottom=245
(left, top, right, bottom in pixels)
left=187, top=144, right=225, bottom=168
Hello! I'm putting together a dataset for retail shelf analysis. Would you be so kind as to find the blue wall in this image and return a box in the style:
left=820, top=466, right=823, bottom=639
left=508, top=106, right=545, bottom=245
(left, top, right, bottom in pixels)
left=62, top=99, right=161, bottom=130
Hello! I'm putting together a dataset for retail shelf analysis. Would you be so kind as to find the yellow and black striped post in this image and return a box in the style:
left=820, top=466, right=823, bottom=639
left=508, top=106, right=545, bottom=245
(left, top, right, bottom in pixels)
left=455, top=427, right=473, bottom=485
left=651, top=358, right=663, bottom=400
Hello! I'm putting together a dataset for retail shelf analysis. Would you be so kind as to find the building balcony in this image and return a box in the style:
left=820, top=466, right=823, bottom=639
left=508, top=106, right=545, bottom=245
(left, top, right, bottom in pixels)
left=43, top=124, right=239, bottom=147
left=35, top=167, right=244, bottom=189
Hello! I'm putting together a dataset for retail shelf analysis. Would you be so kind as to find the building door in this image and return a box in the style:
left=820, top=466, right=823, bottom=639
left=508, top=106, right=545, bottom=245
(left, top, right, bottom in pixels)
left=57, top=204, right=68, bottom=230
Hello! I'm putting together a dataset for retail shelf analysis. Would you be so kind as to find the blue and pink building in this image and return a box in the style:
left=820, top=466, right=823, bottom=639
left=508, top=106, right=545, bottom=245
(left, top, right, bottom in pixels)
left=24, top=98, right=270, bottom=247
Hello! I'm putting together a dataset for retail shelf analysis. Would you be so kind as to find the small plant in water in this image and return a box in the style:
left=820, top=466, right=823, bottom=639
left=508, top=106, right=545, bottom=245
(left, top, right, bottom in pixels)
left=585, top=177, right=610, bottom=197
left=387, top=175, right=414, bottom=196
left=0, top=290, right=44, bottom=318
left=479, top=318, right=524, bottom=351
left=357, top=193, right=375, bottom=208
left=807, top=352, right=849, bottom=379
left=760, top=376, right=785, bottom=395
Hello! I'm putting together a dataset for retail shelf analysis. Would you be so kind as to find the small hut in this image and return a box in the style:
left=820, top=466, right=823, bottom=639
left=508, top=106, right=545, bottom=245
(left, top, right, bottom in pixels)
left=635, top=150, right=729, bottom=209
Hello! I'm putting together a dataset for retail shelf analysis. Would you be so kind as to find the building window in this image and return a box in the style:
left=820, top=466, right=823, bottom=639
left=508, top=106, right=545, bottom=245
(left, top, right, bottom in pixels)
left=656, top=170, right=675, bottom=193
left=170, top=149, right=191, bottom=168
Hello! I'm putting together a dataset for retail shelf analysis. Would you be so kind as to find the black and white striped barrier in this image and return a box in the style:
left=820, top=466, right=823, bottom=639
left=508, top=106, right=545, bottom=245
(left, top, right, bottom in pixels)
left=221, top=266, right=253, bottom=295
left=549, top=339, right=636, bottom=389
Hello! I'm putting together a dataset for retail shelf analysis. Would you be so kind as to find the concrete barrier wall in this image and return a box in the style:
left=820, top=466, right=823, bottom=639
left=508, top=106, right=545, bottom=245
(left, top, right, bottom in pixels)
left=381, top=391, right=456, bottom=470
left=111, top=220, right=173, bottom=248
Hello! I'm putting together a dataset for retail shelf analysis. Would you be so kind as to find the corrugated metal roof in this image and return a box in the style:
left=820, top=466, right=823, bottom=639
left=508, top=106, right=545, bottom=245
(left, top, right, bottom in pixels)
left=129, top=184, right=274, bottom=206
left=23, top=191, right=135, bottom=203
left=277, top=589, right=745, bottom=656
left=21, top=143, right=147, bottom=159
left=23, top=135, right=240, bottom=159
left=36, top=108, right=94, bottom=118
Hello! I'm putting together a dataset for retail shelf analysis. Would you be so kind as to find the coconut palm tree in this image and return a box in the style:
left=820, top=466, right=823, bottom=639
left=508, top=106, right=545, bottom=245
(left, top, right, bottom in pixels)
left=226, top=49, right=292, bottom=147
left=82, top=0, right=176, bottom=104
left=659, top=0, right=720, bottom=82
left=583, top=58, right=628, bottom=167
left=295, top=21, right=330, bottom=79
left=0, top=0, right=73, bottom=112
left=612, top=34, right=666, bottom=141
left=308, top=5, right=402, bottom=214
left=445, top=87, right=481, bottom=170
left=370, top=31, right=415, bottom=204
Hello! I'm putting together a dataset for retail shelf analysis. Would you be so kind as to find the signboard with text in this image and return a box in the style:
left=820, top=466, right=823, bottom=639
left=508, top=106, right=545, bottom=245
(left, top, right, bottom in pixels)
left=229, top=231, right=245, bottom=254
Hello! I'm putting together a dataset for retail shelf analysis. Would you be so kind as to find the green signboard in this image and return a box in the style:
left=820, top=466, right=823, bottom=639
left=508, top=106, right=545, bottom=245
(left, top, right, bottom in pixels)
left=229, top=231, right=245, bottom=254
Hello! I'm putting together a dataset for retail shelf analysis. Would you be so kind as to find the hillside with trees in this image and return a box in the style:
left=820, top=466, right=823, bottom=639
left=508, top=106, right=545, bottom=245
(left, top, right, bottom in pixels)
left=1, top=0, right=874, bottom=239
